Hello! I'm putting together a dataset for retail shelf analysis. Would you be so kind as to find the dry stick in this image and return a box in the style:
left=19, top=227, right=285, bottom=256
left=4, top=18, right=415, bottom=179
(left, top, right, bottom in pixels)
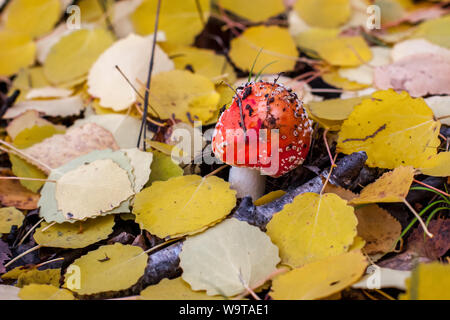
left=205, top=164, right=229, bottom=178
left=133, top=103, right=167, bottom=127
left=374, top=289, right=396, bottom=301
left=40, top=221, right=57, bottom=233
left=17, top=218, right=44, bottom=246
left=115, top=65, right=162, bottom=120
left=362, top=289, right=378, bottom=300
left=0, top=139, right=53, bottom=173
left=35, top=257, right=64, bottom=269
left=137, top=0, right=162, bottom=151
left=320, top=154, right=338, bottom=195
left=4, top=244, right=42, bottom=268
left=403, top=199, right=434, bottom=238
left=234, top=267, right=289, bottom=300
left=323, top=129, right=336, bottom=168
left=413, top=179, right=450, bottom=197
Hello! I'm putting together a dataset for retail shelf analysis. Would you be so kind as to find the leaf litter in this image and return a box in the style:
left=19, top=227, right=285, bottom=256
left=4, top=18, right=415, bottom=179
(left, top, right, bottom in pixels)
left=0, top=0, right=448, bottom=301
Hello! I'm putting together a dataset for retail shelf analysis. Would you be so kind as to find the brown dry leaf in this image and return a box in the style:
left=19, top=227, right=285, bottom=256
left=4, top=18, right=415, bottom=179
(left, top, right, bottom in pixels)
left=374, top=53, right=450, bottom=97
left=322, top=184, right=357, bottom=202
left=21, top=123, right=119, bottom=174
left=407, top=217, right=450, bottom=260
left=355, top=204, right=402, bottom=255
left=0, top=171, right=39, bottom=210
left=350, top=166, right=415, bottom=205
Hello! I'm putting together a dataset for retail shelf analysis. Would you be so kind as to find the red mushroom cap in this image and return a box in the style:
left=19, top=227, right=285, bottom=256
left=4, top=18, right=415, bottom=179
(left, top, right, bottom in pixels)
left=212, top=81, right=313, bottom=177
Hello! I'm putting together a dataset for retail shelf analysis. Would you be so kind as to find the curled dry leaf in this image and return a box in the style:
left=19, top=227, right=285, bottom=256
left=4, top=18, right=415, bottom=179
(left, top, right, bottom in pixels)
left=21, top=123, right=119, bottom=174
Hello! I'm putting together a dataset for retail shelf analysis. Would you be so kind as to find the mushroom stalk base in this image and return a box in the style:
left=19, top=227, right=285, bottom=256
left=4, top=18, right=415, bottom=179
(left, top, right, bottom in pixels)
left=228, top=166, right=266, bottom=201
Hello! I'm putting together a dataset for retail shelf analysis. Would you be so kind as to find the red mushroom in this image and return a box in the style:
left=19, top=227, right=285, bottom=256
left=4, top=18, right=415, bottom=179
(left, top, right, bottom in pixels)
left=212, top=80, right=313, bottom=200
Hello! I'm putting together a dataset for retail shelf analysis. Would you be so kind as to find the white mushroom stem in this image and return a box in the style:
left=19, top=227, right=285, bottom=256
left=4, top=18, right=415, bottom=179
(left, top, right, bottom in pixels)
left=228, top=167, right=266, bottom=201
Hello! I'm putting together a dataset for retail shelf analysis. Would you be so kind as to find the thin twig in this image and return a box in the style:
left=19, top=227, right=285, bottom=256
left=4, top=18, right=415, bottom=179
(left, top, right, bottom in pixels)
left=205, top=164, right=229, bottom=178
left=17, top=218, right=44, bottom=246
left=413, top=179, right=450, bottom=197
left=40, top=221, right=57, bottom=233
left=35, top=257, right=64, bottom=269
left=0, top=140, right=53, bottom=173
left=403, top=199, right=434, bottom=238
left=137, top=0, right=162, bottom=151
left=5, top=244, right=42, bottom=268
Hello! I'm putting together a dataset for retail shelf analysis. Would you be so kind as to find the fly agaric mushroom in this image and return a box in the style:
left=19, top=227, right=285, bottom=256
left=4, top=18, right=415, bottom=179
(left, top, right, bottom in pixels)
left=212, top=80, right=313, bottom=200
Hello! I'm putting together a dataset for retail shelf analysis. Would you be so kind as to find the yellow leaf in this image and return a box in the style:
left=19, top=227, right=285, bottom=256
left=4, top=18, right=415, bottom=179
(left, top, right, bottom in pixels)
left=350, top=166, right=415, bottom=204
left=218, top=0, right=285, bottom=22
left=63, top=243, right=148, bottom=295
left=140, top=278, right=225, bottom=300
left=3, top=0, right=60, bottom=38
left=271, top=250, right=367, bottom=300
left=133, top=175, right=236, bottom=238
left=0, top=207, right=24, bottom=233
left=355, top=204, right=402, bottom=254
left=419, top=152, right=450, bottom=177
left=148, top=150, right=183, bottom=184
left=9, top=154, right=47, bottom=193
left=11, top=67, right=51, bottom=101
left=316, top=36, right=372, bottom=67
left=266, top=193, right=358, bottom=267
left=34, top=215, right=115, bottom=249
left=254, top=190, right=286, bottom=206
left=78, top=0, right=114, bottom=23
left=294, top=0, right=351, bottom=28
left=295, top=28, right=339, bottom=57
left=9, top=125, right=61, bottom=192
left=160, top=43, right=236, bottom=83
left=400, top=262, right=450, bottom=300
left=180, top=218, right=280, bottom=297
left=13, top=125, right=64, bottom=149
left=43, top=28, right=115, bottom=85
left=7, top=111, right=59, bottom=141
left=0, top=31, right=36, bottom=76
left=55, top=159, right=134, bottom=220
left=147, top=70, right=220, bottom=123
left=16, top=269, right=61, bottom=288
left=307, top=96, right=367, bottom=121
left=411, top=15, right=450, bottom=48
left=321, top=69, right=370, bottom=91
left=132, top=0, right=210, bottom=45
left=337, top=90, right=441, bottom=169
left=229, top=26, right=298, bottom=74
left=19, top=284, right=75, bottom=300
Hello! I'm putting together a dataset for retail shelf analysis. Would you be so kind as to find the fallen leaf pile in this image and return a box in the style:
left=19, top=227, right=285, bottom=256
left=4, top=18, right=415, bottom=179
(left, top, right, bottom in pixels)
left=0, top=0, right=448, bottom=301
